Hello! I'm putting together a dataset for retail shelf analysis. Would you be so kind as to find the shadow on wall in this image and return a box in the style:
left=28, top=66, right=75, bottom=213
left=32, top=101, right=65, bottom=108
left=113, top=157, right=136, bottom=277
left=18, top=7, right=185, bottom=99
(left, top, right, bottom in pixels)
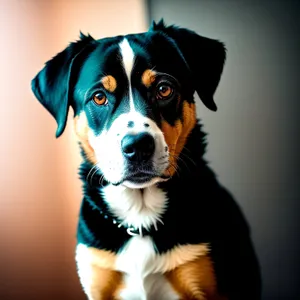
left=148, top=0, right=300, bottom=299
left=0, top=0, right=146, bottom=299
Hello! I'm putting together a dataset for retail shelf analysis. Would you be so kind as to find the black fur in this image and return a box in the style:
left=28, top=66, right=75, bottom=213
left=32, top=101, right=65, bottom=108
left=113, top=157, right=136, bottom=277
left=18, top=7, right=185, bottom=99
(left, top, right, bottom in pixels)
left=32, top=20, right=261, bottom=299
left=31, top=34, right=96, bottom=137
left=150, top=19, right=226, bottom=111
left=77, top=122, right=261, bottom=299
left=32, top=20, right=226, bottom=137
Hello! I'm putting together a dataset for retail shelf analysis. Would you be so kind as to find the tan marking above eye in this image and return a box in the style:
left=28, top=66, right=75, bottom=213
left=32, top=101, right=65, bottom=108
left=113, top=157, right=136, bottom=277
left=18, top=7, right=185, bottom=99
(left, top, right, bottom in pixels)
left=93, top=92, right=108, bottom=106
left=101, top=75, right=117, bottom=92
left=141, top=69, right=156, bottom=87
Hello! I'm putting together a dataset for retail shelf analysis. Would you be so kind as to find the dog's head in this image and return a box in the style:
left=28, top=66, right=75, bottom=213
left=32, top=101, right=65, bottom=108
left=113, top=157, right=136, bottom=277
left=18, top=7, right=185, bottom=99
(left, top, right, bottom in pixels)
left=32, top=20, right=226, bottom=189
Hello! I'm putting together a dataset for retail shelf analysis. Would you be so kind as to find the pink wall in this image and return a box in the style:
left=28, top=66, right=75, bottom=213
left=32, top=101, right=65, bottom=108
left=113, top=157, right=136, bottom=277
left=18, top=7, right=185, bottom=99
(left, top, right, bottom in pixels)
left=0, top=1, right=147, bottom=298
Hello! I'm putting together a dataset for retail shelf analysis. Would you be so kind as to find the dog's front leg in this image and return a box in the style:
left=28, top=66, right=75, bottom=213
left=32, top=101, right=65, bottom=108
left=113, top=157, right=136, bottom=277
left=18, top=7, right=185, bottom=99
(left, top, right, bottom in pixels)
left=77, top=260, right=123, bottom=300
left=76, top=244, right=123, bottom=300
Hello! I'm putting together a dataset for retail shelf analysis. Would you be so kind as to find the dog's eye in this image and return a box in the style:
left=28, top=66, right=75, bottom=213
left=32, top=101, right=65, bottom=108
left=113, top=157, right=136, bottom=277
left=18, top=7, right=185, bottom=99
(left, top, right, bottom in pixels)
left=156, top=84, right=173, bottom=100
left=93, top=92, right=108, bottom=106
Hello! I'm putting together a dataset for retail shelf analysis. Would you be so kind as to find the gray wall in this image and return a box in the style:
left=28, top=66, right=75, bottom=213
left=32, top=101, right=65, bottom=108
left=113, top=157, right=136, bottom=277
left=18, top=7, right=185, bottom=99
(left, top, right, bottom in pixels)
left=148, top=0, right=300, bottom=299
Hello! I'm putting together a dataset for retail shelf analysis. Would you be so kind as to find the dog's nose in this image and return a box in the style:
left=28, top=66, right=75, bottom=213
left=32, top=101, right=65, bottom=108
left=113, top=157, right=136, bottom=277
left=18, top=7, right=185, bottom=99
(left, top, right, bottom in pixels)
left=121, top=133, right=155, bottom=162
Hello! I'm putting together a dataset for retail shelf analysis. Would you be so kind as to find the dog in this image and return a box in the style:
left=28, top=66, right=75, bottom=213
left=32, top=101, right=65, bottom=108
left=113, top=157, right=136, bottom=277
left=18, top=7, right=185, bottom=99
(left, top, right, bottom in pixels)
left=31, top=20, right=261, bottom=300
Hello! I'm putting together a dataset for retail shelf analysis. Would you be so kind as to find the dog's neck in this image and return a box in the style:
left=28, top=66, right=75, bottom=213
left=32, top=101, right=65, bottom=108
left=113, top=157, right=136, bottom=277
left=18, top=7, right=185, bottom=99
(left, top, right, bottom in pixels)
left=78, top=122, right=209, bottom=235
left=100, top=184, right=167, bottom=236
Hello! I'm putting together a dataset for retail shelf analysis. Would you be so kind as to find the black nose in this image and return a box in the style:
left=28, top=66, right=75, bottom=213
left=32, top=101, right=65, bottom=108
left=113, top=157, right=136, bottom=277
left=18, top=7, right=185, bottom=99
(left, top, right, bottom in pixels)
left=121, top=133, right=155, bottom=162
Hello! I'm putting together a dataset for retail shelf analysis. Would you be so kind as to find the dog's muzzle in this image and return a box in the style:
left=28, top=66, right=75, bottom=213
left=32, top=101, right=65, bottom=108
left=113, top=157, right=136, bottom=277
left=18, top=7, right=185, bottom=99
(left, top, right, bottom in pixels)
left=121, top=132, right=155, bottom=163
left=120, top=132, right=157, bottom=185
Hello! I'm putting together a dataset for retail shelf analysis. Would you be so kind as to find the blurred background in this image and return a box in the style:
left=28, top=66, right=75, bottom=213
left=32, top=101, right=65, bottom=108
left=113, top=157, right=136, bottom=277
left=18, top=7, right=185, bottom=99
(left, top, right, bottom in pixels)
left=0, top=0, right=299, bottom=299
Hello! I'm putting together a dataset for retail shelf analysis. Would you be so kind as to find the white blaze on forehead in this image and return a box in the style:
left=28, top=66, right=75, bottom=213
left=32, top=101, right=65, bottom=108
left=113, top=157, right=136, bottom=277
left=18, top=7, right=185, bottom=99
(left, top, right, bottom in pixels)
left=119, top=38, right=136, bottom=111
left=119, top=38, right=135, bottom=80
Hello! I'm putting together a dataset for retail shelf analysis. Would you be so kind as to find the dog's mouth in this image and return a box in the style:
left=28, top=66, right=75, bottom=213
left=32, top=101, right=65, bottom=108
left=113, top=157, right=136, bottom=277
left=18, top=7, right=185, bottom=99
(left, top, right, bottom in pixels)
left=112, top=169, right=170, bottom=189
left=125, top=171, right=156, bottom=183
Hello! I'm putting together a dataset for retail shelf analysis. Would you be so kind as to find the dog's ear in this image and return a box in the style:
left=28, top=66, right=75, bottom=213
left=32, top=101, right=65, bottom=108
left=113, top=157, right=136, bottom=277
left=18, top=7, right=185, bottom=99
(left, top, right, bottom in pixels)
left=31, top=33, right=95, bottom=137
left=150, top=20, right=226, bottom=111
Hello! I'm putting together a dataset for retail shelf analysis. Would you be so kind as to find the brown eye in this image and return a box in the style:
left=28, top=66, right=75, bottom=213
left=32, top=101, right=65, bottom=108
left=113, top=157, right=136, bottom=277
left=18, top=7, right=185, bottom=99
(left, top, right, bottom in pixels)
left=157, top=84, right=173, bottom=99
left=93, top=92, right=108, bottom=106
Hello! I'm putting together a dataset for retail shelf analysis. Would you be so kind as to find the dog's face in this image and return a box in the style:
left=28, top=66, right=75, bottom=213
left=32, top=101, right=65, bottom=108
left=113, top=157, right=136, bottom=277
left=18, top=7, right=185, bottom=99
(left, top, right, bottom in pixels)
left=32, top=21, right=226, bottom=188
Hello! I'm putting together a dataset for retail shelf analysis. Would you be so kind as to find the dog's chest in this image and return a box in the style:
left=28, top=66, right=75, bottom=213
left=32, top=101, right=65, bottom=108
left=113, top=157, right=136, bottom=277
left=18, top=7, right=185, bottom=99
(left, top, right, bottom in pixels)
left=77, top=184, right=212, bottom=299
left=116, top=236, right=179, bottom=300
left=101, top=185, right=178, bottom=299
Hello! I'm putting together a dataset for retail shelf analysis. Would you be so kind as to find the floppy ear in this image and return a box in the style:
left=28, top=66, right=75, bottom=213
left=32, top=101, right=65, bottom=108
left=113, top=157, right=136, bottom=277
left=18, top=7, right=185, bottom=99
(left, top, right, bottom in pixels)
left=150, top=20, right=226, bottom=111
left=31, top=33, right=95, bottom=137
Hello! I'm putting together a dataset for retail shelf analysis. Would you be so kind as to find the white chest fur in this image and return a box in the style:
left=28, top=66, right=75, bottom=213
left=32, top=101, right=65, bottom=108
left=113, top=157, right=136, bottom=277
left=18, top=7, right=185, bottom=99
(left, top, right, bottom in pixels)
left=77, top=185, right=209, bottom=299
left=116, top=236, right=179, bottom=300
left=101, top=184, right=167, bottom=232
left=76, top=239, right=208, bottom=300
left=101, top=185, right=178, bottom=299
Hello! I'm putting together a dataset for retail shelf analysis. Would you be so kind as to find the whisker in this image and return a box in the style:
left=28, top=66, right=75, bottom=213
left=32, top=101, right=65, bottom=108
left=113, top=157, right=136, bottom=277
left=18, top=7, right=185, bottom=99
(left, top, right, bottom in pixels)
left=90, top=167, right=99, bottom=186
left=98, top=174, right=105, bottom=187
left=168, top=153, right=189, bottom=173
left=156, top=161, right=169, bottom=166
left=147, top=186, right=155, bottom=197
left=86, top=164, right=98, bottom=186
left=168, top=143, right=197, bottom=166
left=168, top=146, right=196, bottom=169
left=157, top=155, right=168, bottom=161
left=167, top=160, right=181, bottom=178
left=180, top=148, right=197, bottom=166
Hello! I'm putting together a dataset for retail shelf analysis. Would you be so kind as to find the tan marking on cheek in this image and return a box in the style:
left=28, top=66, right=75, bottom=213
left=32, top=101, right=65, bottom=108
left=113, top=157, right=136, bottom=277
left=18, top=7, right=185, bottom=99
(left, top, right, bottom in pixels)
left=165, top=255, right=226, bottom=300
left=141, top=69, right=156, bottom=87
left=101, top=75, right=117, bottom=92
left=74, top=113, right=97, bottom=164
left=78, top=247, right=123, bottom=300
left=162, top=101, right=196, bottom=176
left=161, top=119, right=182, bottom=176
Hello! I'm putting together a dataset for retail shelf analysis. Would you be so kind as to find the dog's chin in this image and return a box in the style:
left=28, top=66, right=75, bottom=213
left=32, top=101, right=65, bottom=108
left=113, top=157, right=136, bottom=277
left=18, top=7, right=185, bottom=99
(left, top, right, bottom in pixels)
left=122, top=176, right=168, bottom=189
